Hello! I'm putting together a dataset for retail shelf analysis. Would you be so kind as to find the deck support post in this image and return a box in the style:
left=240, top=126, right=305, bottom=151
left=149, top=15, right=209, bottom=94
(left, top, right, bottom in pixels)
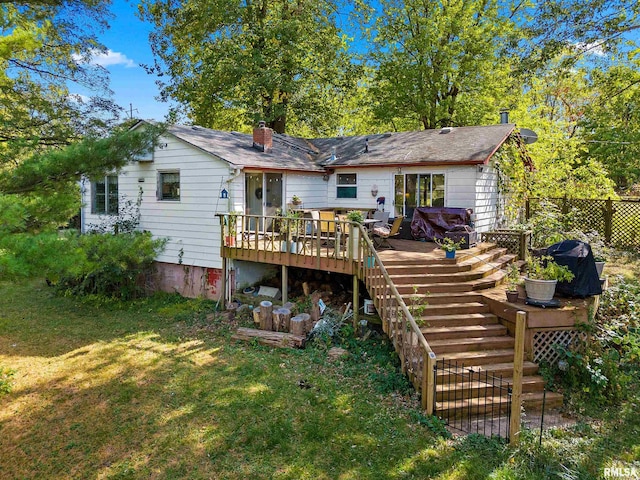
left=221, top=256, right=228, bottom=305
left=510, top=310, right=526, bottom=445
left=352, top=274, right=359, bottom=330
left=281, top=265, right=288, bottom=304
left=423, top=352, right=436, bottom=415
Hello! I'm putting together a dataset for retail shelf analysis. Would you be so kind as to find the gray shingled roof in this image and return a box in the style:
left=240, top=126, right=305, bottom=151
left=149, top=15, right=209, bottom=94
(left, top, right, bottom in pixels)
left=167, top=124, right=324, bottom=172
left=165, top=123, right=515, bottom=171
left=311, top=124, right=516, bottom=167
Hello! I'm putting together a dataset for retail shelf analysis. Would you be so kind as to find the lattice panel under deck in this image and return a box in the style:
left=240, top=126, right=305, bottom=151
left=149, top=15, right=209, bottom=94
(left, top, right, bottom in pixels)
left=532, top=330, right=582, bottom=365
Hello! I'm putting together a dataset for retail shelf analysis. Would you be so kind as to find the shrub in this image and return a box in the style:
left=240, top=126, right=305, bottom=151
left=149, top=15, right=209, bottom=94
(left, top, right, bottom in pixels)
left=52, top=231, right=166, bottom=299
left=555, top=275, right=640, bottom=408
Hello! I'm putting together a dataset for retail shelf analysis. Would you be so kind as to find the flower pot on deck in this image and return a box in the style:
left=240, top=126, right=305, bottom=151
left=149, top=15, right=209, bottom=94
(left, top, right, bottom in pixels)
left=524, top=278, right=557, bottom=302
left=506, top=290, right=519, bottom=303
left=445, top=250, right=456, bottom=259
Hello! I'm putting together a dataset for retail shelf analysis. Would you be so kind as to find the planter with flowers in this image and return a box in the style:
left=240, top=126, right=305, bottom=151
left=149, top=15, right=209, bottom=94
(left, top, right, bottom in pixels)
left=505, top=263, right=522, bottom=303
left=524, top=255, right=575, bottom=302
left=436, top=237, right=465, bottom=259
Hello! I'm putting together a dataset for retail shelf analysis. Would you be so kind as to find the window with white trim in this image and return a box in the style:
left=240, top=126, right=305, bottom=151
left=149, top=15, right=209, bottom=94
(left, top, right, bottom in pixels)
left=92, top=175, right=118, bottom=214
left=158, top=171, right=180, bottom=201
left=337, top=173, right=357, bottom=199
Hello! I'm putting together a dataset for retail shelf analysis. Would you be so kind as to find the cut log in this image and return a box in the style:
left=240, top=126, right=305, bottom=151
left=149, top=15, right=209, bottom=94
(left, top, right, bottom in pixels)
left=252, top=307, right=261, bottom=325
left=259, top=300, right=273, bottom=331
left=302, top=282, right=310, bottom=296
left=290, top=314, right=308, bottom=337
left=272, top=308, right=291, bottom=333
left=297, top=313, right=312, bottom=334
left=232, top=327, right=305, bottom=349
left=310, top=292, right=321, bottom=325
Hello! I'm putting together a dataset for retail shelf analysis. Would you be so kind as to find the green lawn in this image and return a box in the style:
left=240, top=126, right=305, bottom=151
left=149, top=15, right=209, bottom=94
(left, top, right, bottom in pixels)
left=0, top=280, right=637, bottom=479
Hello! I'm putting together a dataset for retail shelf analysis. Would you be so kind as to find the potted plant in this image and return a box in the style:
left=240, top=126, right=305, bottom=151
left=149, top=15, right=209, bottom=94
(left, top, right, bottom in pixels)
left=436, top=237, right=465, bottom=259
left=346, top=210, right=364, bottom=259
left=291, top=195, right=302, bottom=206
left=524, top=255, right=575, bottom=302
left=505, top=263, right=521, bottom=303
left=225, top=211, right=241, bottom=247
left=281, top=210, right=303, bottom=253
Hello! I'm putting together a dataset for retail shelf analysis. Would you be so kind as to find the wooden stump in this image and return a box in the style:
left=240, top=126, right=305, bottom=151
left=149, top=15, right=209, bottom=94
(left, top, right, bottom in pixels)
left=252, top=307, right=261, bottom=325
left=296, top=313, right=312, bottom=334
left=290, top=314, right=307, bottom=337
left=310, top=292, right=321, bottom=324
left=272, top=308, right=291, bottom=333
left=259, top=300, right=273, bottom=331
left=232, top=327, right=305, bottom=348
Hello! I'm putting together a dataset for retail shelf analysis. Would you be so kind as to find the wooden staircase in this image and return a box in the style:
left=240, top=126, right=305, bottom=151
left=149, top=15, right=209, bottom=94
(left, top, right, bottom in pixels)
left=378, top=242, right=563, bottom=416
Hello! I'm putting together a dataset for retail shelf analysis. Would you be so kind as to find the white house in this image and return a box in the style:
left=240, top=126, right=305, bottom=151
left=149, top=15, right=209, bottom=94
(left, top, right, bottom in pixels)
left=81, top=120, right=523, bottom=299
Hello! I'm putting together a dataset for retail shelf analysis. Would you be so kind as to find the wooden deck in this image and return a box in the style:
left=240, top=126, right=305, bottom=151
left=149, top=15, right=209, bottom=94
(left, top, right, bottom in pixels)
left=219, top=214, right=592, bottom=424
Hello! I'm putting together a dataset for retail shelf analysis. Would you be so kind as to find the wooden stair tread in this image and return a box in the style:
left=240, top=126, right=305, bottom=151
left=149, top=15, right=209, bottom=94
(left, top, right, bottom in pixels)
left=429, top=336, right=515, bottom=352
left=390, top=254, right=516, bottom=283
left=438, top=349, right=516, bottom=361
left=422, top=325, right=507, bottom=340
left=434, top=361, right=539, bottom=376
left=436, top=391, right=563, bottom=411
left=437, top=376, right=544, bottom=392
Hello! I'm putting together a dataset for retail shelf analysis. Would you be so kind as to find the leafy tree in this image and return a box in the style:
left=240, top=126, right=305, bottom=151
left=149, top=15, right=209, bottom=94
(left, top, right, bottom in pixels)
left=139, top=0, right=361, bottom=135
left=578, top=59, right=640, bottom=190
left=1, top=0, right=124, bottom=166
left=368, top=0, right=515, bottom=130
left=514, top=0, right=640, bottom=74
left=504, top=61, right=617, bottom=201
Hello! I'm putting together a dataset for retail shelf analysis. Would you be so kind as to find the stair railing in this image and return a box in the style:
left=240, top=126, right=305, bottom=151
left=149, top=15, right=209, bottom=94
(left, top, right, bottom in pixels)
left=356, top=223, right=437, bottom=414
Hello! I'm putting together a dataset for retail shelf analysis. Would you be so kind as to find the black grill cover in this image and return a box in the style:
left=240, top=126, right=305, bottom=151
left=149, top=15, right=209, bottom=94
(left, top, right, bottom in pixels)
left=546, top=240, right=602, bottom=298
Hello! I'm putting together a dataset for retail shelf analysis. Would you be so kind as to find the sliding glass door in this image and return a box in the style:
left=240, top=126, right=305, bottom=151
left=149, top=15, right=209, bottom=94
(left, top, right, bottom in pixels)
left=245, top=172, right=283, bottom=230
left=394, top=173, right=445, bottom=218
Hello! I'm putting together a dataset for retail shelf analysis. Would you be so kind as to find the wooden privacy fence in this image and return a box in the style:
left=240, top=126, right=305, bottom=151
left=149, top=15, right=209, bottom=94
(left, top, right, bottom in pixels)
left=526, top=197, right=640, bottom=249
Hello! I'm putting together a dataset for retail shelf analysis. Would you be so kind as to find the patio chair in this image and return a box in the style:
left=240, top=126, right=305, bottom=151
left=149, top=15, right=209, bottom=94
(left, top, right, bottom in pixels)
left=318, top=210, right=337, bottom=246
left=372, top=211, right=390, bottom=228
left=373, top=215, right=404, bottom=249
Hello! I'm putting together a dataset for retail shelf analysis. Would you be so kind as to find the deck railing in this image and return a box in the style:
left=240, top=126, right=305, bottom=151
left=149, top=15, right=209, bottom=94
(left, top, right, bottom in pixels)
left=218, top=213, right=437, bottom=414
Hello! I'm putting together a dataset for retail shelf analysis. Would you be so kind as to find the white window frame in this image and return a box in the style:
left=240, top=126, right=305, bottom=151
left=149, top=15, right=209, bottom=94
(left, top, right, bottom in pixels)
left=92, top=175, right=118, bottom=215
left=158, top=170, right=180, bottom=201
left=336, top=173, right=357, bottom=199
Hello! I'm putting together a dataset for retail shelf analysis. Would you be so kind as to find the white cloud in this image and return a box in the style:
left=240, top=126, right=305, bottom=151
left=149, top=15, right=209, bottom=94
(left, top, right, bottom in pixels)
left=73, top=49, right=137, bottom=68
left=68, top=93, right=91, bottom=104
left=574, top=42, right=607, bottom=57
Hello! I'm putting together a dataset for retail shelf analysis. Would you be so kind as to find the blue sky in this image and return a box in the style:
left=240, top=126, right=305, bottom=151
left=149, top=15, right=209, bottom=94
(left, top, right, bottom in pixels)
left=86, top=0, right=171, bottom=121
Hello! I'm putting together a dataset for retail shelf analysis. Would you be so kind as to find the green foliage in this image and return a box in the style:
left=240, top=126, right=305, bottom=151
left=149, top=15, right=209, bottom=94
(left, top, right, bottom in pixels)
left=554, top=276, right=640, bottom=409
left=51, top=231, right=167, bottom=300
left=346, top=210, right=364, bottom=223
left=139, top=0, right=360, bottom=134
left=525, top=255, right=575, bottom=282
left=408, top=410, right=451, bottom=438
left=370, top=0, right=514, bottom=130
left=505, top=263, right=522, bottom=290
left=0, top=367, right=15, bottom=395
left=435, top=236, right=465, bottom=252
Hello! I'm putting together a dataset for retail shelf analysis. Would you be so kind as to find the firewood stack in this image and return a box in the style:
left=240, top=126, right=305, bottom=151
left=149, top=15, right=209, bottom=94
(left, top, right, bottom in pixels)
left=233, top=294, right=322, bottom=349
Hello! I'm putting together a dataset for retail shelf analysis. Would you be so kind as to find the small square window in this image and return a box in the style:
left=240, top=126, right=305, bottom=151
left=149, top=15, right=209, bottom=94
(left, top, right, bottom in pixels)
left=159, top=171, right=180, bottom=201
left=337, top=173, right=357, bottom=199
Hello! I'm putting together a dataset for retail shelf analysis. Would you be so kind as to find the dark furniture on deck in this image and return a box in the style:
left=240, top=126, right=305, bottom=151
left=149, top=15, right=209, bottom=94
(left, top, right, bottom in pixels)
left=410, top=207, right=473, bottom=241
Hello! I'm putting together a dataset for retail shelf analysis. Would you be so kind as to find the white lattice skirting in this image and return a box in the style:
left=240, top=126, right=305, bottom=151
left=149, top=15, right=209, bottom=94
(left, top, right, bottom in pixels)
left=532, top=330, right=583, bottom=365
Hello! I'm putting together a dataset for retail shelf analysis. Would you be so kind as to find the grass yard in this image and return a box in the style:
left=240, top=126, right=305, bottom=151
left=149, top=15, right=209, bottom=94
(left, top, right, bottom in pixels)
left=0, top=280, right=638, bottom=479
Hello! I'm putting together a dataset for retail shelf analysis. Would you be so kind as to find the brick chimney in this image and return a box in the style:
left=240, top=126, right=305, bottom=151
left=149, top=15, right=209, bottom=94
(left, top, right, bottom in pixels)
left=253, top=121, right=273, bottom=152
